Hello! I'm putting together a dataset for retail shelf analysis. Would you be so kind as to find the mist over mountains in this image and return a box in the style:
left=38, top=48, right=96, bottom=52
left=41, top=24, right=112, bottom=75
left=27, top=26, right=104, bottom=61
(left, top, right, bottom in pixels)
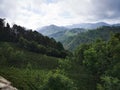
left=66, top=22, right=110, bottom=29
left=37, top=22, right=120, bottom=51
left=38, top=22, right=120, bottom=36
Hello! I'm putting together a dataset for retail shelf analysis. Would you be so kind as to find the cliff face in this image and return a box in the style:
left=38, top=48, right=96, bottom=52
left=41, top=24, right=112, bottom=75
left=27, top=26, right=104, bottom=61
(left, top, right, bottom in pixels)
left=0, top=76, right=17, bottom=90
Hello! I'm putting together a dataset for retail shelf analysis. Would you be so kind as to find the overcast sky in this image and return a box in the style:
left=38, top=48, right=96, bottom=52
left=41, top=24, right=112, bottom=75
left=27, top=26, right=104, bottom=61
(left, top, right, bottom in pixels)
left=0, top=0, right=120, bottom=30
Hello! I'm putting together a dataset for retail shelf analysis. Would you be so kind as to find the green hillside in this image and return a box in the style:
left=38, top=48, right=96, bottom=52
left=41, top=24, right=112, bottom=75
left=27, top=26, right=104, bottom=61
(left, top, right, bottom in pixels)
left=0, top=18, right=69, bottom=58
left=49, top=28, right=86, bottom=42
left=63, top=26, right=120, bottom=50
left=0, top=42, right=59, bottom=69
left=0, top=42, right=95, bottom=90
left=0, top=42, right=60, bottom=89
left=0, top=18, right=120, bottom=90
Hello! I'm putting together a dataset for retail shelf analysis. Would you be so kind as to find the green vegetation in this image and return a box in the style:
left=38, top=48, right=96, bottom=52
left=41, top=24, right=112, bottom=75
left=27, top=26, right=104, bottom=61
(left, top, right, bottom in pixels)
left=49, top=28, right=86, bottom=46
left=0, top=42, right=77, bottom=90
left=74, top=33, right=120, bottom=90
left=0, top=18, right=69, bottom=58
left=0, top=18, right=120, bottom=90
left=56, top=26, right=120, bottom=50
left=0, top=42, right=59, bottom=69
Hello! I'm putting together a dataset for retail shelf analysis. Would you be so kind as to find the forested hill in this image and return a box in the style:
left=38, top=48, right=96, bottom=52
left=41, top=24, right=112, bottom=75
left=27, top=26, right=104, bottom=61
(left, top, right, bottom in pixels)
left=63, top=26, right=120, bottom=50
left=0, top=18, right=69, bottom=58
left=37, top=23, right=120, bottom=51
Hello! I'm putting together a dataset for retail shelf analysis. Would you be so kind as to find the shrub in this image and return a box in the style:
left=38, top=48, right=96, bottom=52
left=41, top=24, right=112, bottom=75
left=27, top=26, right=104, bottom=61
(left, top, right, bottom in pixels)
left=43, top=72, right=76, bottom=90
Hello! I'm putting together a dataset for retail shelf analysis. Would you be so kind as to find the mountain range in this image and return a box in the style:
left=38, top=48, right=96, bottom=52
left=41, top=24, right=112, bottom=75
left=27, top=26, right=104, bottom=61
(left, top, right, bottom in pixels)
left=38, top=22, right=120, bottom=36
left=66, top=22, right=110, bottom=29
left=38, top=22, right=120, bottom=50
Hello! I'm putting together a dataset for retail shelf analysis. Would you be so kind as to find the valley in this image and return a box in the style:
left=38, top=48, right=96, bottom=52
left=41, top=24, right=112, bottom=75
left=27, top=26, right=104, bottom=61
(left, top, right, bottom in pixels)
left=0, top=18, right=120, bottom=90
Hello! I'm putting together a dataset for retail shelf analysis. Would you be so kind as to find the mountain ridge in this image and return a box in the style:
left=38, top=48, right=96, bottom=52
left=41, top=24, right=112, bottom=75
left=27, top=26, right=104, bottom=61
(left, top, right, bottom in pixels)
left=66, top=22, right=110, bottom=29
left=38, top=22, right=120, bottom=36
left=38, top=24, right=68, bottom=36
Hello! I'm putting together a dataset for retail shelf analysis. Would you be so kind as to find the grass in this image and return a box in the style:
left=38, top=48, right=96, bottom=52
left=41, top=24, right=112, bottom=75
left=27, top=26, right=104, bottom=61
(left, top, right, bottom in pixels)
left=0, top=42, right=60, bottom=69
left=0, top=67, right=49, bottom=90
left=0, top=42, right=61, bottom=89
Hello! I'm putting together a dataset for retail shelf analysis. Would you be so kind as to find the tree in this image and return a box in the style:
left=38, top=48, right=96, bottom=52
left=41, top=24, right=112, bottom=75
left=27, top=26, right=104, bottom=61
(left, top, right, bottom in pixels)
left=0, top=18, right=5, bottom=28
left=75, top=33, right=120, bottom=89
left=43, top=72, right=76, bottom=90
left=57, top=42, right=64, bottom=50
left=75, top=43, right=90, bottom=64
left=97, top=76, right=120, bottom=90
left=0, top=18, right=5, bottom=41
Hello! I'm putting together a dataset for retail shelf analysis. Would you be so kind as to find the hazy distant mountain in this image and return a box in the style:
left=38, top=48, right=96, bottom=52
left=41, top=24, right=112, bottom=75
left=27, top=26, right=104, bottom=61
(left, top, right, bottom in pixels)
left=49, top=28, right=86, bottom=41
left=112, top=23, right=120, bottom=26
left=67, top=22, right=110, bottom=29
left=37, top=22, right=111, bottom=45
left=38, top=24, right=68, bottom=36
left=38, top=22, right=110, bottom=36
left=38, top=22, right=120, bottom=36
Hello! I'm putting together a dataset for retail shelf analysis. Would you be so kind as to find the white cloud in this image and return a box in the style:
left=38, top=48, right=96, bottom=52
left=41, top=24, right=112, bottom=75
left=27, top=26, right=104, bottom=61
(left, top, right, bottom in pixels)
left=0, top=0, right=120, bottom=30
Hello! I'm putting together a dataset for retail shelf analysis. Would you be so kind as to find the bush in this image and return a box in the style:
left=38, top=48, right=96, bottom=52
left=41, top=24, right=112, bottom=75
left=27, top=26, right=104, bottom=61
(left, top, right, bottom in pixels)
left=97, top=76, right=120, bottom=90
left=43, top=72, right=76, bottom=90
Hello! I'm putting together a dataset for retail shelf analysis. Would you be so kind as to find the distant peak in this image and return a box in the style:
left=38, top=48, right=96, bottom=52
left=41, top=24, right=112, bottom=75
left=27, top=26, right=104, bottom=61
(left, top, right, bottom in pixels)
left=49, top=24, right=57, bottom=27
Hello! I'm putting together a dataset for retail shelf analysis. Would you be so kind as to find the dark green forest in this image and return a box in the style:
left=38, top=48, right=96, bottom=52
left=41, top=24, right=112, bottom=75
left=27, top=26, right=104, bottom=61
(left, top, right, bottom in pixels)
left=0, top=18, right=120, bottom=90
left=0, top=18, right=69, bottom=58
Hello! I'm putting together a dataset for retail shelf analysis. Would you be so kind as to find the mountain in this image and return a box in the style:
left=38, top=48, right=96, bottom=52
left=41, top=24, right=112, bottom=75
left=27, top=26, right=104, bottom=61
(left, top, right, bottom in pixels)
left=112, top=23, right=120, bottom=26
left=67, top=22, right=110, bottom=29
left=49, top=28, right=86, bottom=41
left=63, top=26, right=120, bottom=50
left=38, top=24, right=68, bottom=36
left=38, top=22, right=120, bottom=37
left=37, top=22, right=120, bottom=37
left=37, top=22, right=112, bottom=40
left=37, top=22, right=120, bottom=51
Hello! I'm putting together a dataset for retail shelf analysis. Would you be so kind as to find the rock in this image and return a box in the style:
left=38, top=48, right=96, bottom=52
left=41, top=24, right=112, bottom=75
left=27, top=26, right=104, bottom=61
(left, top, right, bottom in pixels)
left=0, top=76, right=18, bottom=90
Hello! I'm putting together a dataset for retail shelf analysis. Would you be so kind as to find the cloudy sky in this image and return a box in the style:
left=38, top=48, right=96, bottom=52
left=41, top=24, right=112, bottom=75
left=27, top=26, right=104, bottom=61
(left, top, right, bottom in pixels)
left=0, top=0, right=120, bottom=30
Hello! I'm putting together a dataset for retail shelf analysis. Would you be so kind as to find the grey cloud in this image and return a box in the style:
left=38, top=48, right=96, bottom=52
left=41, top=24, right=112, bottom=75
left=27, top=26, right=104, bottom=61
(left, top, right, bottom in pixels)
left=0, top=0, right=120, bottom=29
left=92, top=0, right=120, bottom=20
left=0, top=0, right=19, bottom=18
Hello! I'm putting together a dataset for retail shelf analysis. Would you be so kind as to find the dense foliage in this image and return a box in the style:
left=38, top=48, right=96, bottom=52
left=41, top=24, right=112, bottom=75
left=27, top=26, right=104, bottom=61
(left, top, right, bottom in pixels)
left=0, top=18, right=69, bottom=58
left=0, top=42, right=76, bottom=90
left=0, top=17, right=120, bottom=90
left=61, top=26, right=120, bottom=50
left=75, top=33, right=120, bottom=90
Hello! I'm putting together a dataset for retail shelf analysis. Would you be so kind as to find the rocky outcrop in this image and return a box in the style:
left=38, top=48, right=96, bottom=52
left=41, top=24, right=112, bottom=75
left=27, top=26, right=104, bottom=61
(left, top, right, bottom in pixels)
left=0, top=76, right=17, bottom=90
